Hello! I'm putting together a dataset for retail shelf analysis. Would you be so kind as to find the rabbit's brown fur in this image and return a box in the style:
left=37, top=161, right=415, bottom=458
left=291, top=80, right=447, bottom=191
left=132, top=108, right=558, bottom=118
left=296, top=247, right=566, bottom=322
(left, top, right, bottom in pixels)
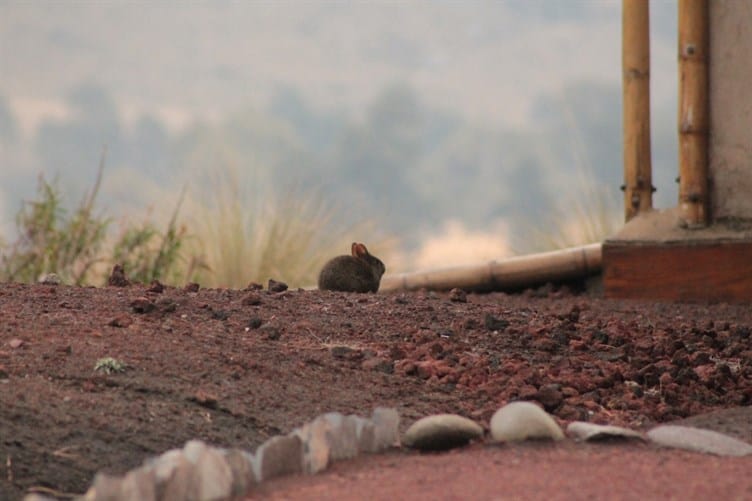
left=318, top=242, right=386, bottom=293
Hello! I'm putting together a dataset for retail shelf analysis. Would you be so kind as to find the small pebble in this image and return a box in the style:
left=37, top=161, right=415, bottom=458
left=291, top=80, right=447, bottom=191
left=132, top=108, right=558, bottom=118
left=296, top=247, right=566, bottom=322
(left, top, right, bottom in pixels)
left=147, top=280, right=164, bottom=293
left=448, top=288, right=467, bottom=303
left=259, top=324, right=281, bottom=341
left=108, top=264, right=130, bottom=287
left=192, top=389, right=218, bottom=409
left=484, top=313, right=509, bottom=331
left=362, top=358, right=394, bottom=374
left=536, top=384, right=563, bottom=412
left=268, top=279, right=288, bottom=293
left=331, top=346, right=361, bottom=360
left=242, top=292, right=262, bottom=306
left=38, top=273, right=61, bottom=285
left=130, top=296, right=156, bottom=314
left=156, top=298, right=177, bottom=312
left=394, top=294, right=409, bottom=304
left=211, top=309, right=230, bottom=320
left=107, top=315, right=132, bottom=328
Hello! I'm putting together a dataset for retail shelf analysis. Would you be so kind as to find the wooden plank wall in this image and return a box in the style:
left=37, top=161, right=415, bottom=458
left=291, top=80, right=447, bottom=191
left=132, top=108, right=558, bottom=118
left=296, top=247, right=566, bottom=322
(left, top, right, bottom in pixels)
left=603, top=241, right=752, bottom=302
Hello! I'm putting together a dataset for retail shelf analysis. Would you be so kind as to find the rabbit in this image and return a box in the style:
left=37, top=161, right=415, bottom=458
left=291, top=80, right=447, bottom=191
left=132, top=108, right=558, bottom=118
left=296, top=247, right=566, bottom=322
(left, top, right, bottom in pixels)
left=318, top=242, right=386, bottom=293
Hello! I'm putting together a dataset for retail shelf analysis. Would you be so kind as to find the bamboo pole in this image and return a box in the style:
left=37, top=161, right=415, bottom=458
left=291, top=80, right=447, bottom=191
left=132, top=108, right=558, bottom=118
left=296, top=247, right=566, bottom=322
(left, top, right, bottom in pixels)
left=379, top=243, right=602, bottom=292
left=622, top=0, right=653, bottom=222
left=678, top=0, right=710, bottom=227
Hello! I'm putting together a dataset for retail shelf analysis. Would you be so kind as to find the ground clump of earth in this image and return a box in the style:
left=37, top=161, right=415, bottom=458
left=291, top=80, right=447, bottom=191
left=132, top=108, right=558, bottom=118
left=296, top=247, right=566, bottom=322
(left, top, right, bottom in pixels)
left=1, top=280, right=751, bottom=499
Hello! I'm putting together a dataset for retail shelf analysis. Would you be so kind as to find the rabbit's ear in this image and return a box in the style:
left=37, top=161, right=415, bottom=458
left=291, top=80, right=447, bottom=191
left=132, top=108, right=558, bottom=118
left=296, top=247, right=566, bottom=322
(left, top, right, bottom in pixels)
left=350, top=242, right=359, bottom=257
left=352, top=243, right=368, bottom=258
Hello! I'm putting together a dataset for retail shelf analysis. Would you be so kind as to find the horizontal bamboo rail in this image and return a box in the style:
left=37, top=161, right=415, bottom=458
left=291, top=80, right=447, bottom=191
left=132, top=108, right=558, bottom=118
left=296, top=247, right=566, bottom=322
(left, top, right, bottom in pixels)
left=379, top=243, right=602, bottom=292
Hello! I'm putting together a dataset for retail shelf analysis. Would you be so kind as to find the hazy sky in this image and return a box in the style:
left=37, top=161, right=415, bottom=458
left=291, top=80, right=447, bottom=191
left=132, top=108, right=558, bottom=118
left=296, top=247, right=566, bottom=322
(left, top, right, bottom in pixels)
left=0, top=1, right=680, bottom=247
left=1, top=1, right=677, bottom=132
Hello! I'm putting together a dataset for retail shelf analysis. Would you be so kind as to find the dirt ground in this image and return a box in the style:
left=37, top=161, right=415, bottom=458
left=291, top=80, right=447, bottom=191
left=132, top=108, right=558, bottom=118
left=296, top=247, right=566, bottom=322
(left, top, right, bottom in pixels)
left=1, top=279, right=751, bottom=500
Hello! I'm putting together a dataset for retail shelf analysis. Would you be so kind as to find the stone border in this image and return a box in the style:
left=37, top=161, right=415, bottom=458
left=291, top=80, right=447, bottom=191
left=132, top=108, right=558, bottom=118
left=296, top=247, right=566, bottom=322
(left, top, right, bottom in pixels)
left=23, top=403, right=752, bottom=501
left=56, top=407, right=399, bottom=501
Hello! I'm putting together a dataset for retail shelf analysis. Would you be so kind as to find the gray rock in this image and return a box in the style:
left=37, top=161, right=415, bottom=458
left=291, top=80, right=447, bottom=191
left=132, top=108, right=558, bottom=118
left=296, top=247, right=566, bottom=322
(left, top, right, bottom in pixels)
left=87, top=472, right=123, bottom=501
left=37, top=273, right=61, bottom=285
left=144, top=448, right=182, bottom=479
left=372, top=407, right=400, bottom=450
left=403, top=413, right=483, bottom=451
left=319, top=412, right=359, bottom=460
left=120, top=466, right=157, bottom=501
left=193, top=445, right=234, bottom=500
left=224, top=448, right=259, bottom=496
left=647, top=425, right=752, bottom=456
left=259, top=324, right=281, bottom=340
left=268, top=279, right=288, bottom=292
left=255, top=434, right=304, bottom=481
left=183, top=439, right=210, bottom=463
left=490, top=401, right=564, bottom=442
left=484, top=313, right=509, bottom=331
left=159, top=456, right=198, bottom=501
left=350, top=414, right=377, bottom=453
left=292, top=420, right=331, bottom=474
left=448, top=288, right=467, bottom=302
left=566, top=421, right=646, bottom=442
left=536, top=384, right=563, bottom=412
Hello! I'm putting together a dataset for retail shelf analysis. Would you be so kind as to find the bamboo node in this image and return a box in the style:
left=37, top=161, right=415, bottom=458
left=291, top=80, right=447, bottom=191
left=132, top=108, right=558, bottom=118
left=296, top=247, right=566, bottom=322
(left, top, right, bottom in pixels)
left=686, top=192, right=702, bottom=203
left=625, top=68, right=649, bottom=80
left=631, top=194, right=640, bottom=209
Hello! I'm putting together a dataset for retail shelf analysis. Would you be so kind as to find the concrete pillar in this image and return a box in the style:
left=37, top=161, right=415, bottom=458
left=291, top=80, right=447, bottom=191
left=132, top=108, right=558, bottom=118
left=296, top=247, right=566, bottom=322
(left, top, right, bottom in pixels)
left=709, top=1, right=752, bottom=221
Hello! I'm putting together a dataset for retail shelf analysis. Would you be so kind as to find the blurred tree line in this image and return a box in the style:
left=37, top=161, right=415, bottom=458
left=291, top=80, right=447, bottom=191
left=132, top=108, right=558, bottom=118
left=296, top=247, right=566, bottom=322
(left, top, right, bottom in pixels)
left=0, top=80, right=678, bottom=250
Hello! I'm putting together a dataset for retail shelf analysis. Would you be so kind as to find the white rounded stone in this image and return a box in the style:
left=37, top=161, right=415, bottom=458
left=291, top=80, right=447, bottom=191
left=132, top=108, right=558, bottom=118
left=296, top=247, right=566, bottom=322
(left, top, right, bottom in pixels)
left=403, top=413, right=483, bottom=451
left=490, top=401, right=564, bottom=442
left=567, top=421, right=646, bottom=442
left=647, top=425, right=752, bottom=456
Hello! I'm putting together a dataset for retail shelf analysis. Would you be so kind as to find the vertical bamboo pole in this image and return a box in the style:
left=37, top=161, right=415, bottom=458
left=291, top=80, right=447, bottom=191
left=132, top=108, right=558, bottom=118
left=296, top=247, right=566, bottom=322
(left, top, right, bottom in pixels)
left=622, top=0, right=653, bottom=222
left=678, top=0, right=710, bottom=227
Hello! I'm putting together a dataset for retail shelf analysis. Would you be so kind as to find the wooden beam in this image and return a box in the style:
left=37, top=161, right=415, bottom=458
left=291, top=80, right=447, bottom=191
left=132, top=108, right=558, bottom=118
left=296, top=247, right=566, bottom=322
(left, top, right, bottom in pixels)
left=678, top=0, right=710, bottom=227
left=603, top=240, right=752, bottom=302
left=622, top=0, right=653, bottom=222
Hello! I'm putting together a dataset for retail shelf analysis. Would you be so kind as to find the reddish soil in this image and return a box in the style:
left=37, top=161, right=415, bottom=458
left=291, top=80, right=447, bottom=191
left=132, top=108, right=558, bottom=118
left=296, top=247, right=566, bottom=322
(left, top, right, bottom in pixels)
left=1, top=280, right=751, bottom=500
left=251, top=442, right=752, bottom=500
